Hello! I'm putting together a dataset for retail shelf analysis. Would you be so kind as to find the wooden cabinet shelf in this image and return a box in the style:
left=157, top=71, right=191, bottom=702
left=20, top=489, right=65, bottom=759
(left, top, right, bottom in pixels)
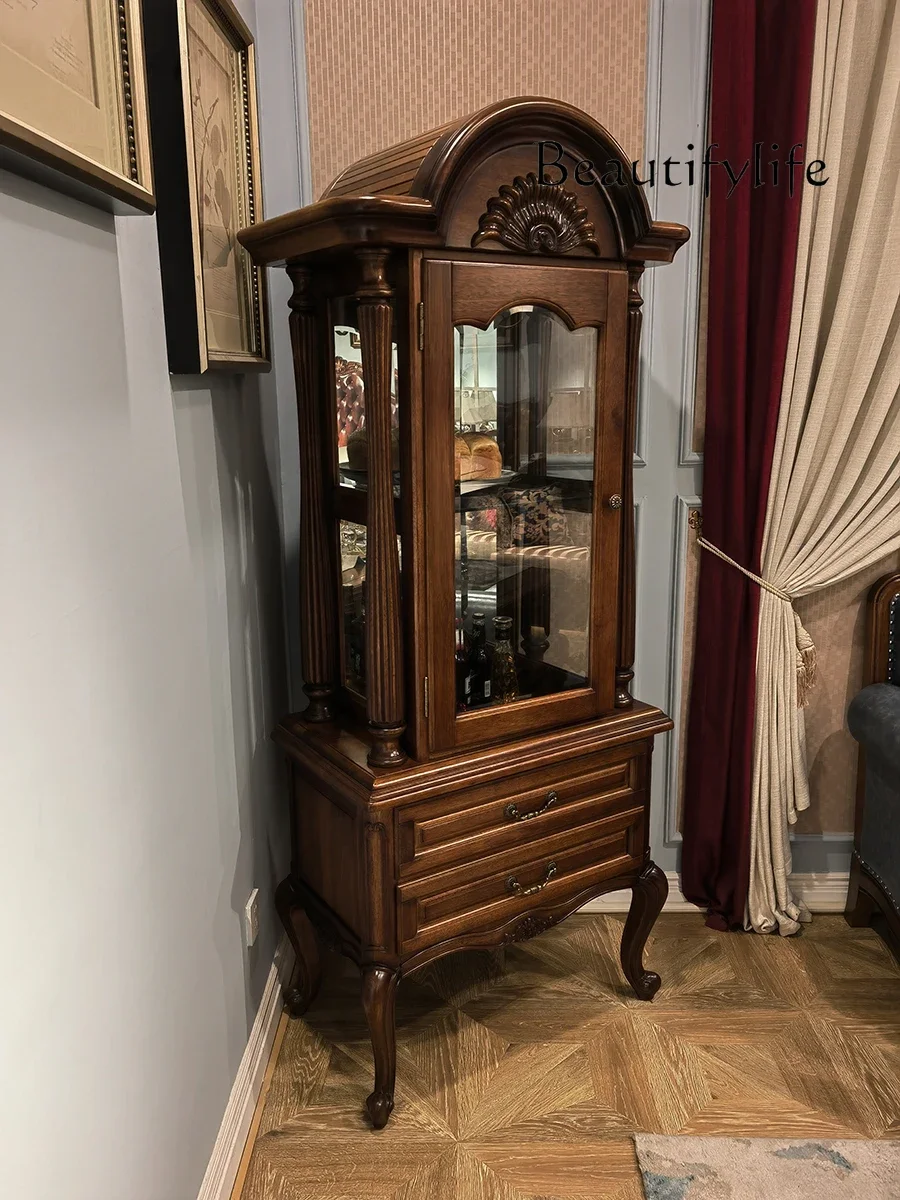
left=239, top=96, right=688, bottom=1131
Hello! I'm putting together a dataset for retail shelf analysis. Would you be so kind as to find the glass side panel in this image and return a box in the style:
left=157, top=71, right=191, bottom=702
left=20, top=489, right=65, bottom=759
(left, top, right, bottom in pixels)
left=453, top=307, right=597, bottom=715
left=334, top=299, right=399, bottom=495
left=339, top=519, right=402, bottom=700
left=340, top=520, right=368, bottom=698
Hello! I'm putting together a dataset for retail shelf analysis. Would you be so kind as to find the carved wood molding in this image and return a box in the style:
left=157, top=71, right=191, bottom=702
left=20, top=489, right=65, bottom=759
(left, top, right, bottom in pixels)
left=865, top=571, right=900, bottom=688
left=287, top=265, right=337, bottom=721
left=501, top=914, right=558, bottom=943
left=365, top=821, right=389, bottom=950
left=472, top=172, right=599, bottom=256
left=616, top=266, right=644, bottom=708
left=356, top=250, right=407, bottom=767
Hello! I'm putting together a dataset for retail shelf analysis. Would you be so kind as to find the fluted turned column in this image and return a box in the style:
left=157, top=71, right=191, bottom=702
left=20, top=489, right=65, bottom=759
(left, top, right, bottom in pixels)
left=616, top=266, right=643, bottom=708
left=287, top=264, right=337, bottom=721
left=356, top=250, right=407, bottom=766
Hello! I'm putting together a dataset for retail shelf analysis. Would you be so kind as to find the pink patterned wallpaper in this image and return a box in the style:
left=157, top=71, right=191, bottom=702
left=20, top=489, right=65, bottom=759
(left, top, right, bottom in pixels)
left=303, top=0, right=649, bottom=197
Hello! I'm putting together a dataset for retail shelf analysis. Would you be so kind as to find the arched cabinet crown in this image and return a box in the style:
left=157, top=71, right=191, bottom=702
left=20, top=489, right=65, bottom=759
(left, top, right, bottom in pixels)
left=240, top=97, right=688, bottom=266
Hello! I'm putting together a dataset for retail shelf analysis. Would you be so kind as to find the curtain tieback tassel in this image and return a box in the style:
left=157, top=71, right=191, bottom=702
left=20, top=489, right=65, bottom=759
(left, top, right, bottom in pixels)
left=697, top=536, right=817, bottom=707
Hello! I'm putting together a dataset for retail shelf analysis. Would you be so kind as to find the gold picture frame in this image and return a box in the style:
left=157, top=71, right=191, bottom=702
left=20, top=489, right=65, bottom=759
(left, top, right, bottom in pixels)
left=144, top=0, right=268, bottom=374
left=0, top=0, right=154, bottom=212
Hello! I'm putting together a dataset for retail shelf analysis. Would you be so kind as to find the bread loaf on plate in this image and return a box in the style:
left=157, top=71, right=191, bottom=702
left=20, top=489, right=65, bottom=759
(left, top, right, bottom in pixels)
left=454, top=432, right=501, bottom=480
left=346, top=427, right=400, bottom=471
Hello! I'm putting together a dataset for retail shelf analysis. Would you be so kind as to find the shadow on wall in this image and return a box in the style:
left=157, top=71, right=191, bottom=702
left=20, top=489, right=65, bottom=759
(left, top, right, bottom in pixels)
left=171, top=372, right=290, bottom=1032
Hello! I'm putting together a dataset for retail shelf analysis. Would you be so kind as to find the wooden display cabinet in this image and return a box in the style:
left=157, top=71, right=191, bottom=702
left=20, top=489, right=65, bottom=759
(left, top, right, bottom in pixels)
left=239, top=98, right=689, bottom=1129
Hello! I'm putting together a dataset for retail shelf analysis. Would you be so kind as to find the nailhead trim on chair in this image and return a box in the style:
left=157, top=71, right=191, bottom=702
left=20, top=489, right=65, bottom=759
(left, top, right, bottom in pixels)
left=866, top=861, right=898, bottom=908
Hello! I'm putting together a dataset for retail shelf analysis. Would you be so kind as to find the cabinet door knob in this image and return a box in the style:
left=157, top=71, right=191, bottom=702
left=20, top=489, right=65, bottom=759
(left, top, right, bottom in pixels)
left=505, top=791, right=558, bottom=822
left=507, top=861, right=558, bottom=896
left=607, top=494, right=623, bottom=510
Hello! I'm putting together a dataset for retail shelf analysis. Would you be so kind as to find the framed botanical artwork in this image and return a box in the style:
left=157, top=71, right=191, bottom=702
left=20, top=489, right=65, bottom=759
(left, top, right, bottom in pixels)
left=143, top=0, right=269, bottom=373
left=0, top=0, right=154, bottom=212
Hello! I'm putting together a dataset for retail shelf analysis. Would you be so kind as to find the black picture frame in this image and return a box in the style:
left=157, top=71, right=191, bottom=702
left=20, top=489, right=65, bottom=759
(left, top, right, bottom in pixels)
left=142, top=0, right=269, bottom=374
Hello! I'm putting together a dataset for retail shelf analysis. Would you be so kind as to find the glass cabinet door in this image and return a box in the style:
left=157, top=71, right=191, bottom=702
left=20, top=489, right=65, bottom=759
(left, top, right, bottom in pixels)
left=455, top=309, right=597, bottom=706
left=425, top=260, right=627, bottom=752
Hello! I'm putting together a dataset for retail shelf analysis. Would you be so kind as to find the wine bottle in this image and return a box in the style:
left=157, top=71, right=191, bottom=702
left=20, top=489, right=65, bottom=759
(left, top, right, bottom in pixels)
left=491, top=615, right=519, bottom=703
left=455, top=619, right=472, bottom=711
left=468, top=611, right=491, bottom=706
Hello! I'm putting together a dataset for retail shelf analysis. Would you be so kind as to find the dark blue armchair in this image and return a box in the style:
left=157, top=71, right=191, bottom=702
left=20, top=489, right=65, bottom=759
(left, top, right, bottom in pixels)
left=845, top=573, right=900, bottom=956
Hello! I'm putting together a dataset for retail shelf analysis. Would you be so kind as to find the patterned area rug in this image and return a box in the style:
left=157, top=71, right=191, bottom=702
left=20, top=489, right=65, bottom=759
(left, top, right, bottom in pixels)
left=635, top=1135, right=900, bottom=1199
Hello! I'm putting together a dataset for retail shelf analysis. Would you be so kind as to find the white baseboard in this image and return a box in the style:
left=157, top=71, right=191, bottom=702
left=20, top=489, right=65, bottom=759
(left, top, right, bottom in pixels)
left=789, top=871, right=850, bottom=913
left=582, top=871, right=850, bottom=914
left=197, top=939, right=289, bottom=1200
left=582, top=873, right=697, bottom=913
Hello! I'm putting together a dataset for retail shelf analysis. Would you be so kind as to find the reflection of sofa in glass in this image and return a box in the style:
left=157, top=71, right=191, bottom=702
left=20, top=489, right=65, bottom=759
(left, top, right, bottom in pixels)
left=334, top=356, right=399, bottom=449
left=335, top=357, right=364, bottom=447
left=456, top=486, right=591, bottom=679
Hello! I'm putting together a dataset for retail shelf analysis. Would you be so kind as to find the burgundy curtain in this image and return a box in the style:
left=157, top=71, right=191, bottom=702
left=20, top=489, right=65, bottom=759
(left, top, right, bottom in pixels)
left=681, top=0, right=817, bottom=930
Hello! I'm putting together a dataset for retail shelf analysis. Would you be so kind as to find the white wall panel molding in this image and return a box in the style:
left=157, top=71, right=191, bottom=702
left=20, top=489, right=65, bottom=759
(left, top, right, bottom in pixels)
left=791, top=832, right=854, bottom=842
left=631, top=492, right=647, bottom=695
left=637, top=0, right=710, bottom=874
left=583, top=872, right=848, bottom=914
left=290, top=0, right=314, bottom=205
left=789, top=837, right=852, bottom=878
left=634, top=0, right=663, bottom=471
left=639, top=0, right=711, bottom=471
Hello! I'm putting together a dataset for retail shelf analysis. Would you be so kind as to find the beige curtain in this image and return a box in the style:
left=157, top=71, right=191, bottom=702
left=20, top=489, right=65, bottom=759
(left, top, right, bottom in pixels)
left=748, top=0, right=900, bottom=934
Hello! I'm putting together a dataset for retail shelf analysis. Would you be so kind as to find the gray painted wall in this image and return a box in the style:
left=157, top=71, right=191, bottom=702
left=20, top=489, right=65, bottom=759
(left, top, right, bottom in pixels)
left=0, top=2, right=301, bottom=1196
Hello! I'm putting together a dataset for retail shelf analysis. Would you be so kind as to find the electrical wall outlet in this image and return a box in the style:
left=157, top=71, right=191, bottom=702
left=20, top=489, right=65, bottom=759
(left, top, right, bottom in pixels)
left=244, top=888, right=260, bottom=947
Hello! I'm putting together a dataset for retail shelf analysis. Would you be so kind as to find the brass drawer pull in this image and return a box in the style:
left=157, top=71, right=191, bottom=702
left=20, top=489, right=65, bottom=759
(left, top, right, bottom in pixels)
left=505, top=790, right=558, bottom=822
left=507, top=861, right=558, bottom=896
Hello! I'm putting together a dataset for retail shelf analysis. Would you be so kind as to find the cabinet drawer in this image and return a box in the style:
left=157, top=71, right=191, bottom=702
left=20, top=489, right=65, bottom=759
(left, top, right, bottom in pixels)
left=398, top=803, right=645, bottom=954
left=396, top=747, right=644, bottom=878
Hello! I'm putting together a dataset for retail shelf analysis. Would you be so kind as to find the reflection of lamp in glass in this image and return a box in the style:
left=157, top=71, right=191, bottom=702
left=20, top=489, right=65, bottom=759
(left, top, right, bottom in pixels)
left=456, top=326, right=498, bottom=431
left=546, top=388, right=591, bottom=454
left=523, top=624, right=550, bottom=662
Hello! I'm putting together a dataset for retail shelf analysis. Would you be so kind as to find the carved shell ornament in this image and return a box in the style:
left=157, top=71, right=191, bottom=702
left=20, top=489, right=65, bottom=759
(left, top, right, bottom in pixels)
left=472, top=172, right=599, bottom=255
left=502, top=914, right=557, bottom=943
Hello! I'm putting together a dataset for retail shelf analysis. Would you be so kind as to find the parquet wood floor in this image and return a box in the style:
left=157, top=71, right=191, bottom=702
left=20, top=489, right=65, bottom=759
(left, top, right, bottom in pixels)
left=236, top=914, right=900, bottom=1200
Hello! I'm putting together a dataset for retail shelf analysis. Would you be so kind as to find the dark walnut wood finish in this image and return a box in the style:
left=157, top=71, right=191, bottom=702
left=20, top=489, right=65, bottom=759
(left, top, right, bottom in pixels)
left=287, top=266, right=338, bottom=721
left=238, top=98, right=688, bottom=1128
left=616, top=267, right=644, bottom=707
left=355, top=250, right=407, bottom=766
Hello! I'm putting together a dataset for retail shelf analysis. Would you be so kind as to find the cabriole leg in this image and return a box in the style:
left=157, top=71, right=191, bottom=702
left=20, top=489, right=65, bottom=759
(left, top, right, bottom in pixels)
left=845, top=856, right=878, bottom=927
left=274, top=875, right=322, bottom=1017
left=361, top=965, right=399, bottom=1129
left=620, top=862, right=668, bottom=1000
